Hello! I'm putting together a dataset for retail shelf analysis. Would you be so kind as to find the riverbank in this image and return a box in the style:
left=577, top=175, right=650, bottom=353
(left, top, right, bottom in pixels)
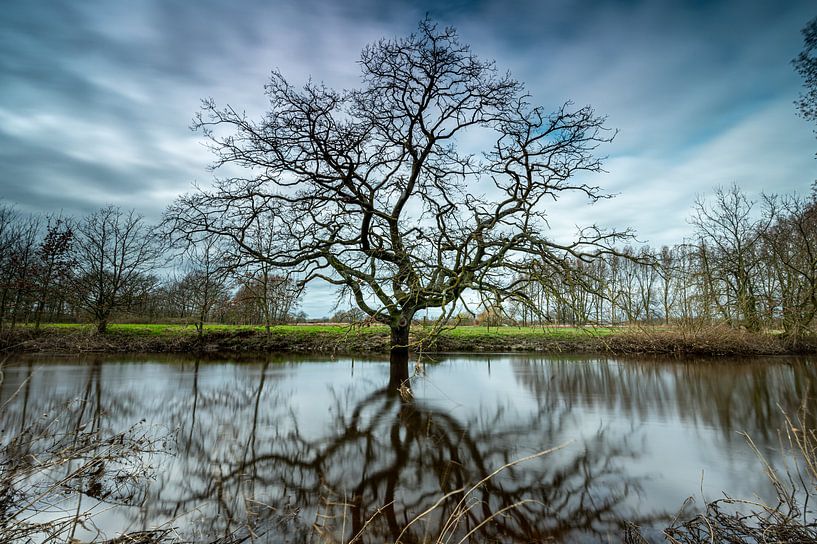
left=1, top=323, right=815, bottom=356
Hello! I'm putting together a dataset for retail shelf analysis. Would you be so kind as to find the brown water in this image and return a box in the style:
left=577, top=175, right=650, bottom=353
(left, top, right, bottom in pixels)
left=1, top=353, right=814, bottom=543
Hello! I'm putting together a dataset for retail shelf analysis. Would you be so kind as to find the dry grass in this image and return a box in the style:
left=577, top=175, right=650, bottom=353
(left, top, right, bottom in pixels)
left=604, top=324, right=788, bottom=356
left=395, top=445, right=566, bottom=543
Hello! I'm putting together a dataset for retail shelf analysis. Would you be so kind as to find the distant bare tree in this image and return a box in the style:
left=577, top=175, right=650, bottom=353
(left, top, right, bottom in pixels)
left=634, top=246, right=659, bottom=323
left=0, top=203, right=21, bottom=331
left=166, top=20, right=629, bottom=376
left=762, top=192, right=817, bottom=343
left=178, top=236, right=233, bottom=338
left=232, top=275, right=300, bottom=330
left=2, top=212, right=41, bottom=330
left=71, top=206, right=160, bottom=333
left=690, top=184, right=770, bottom=331
left=617, top=246, right=642, bottom=323
left=33, top=215, right=74, bottom=329
left=657, top=245, right=678, bottom=325
left=234, top=210, right=301, bottom=337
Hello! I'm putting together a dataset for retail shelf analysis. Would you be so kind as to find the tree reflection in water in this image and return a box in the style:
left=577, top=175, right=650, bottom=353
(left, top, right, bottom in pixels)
left=511, top=355, right=817, bottom=446
left=2, top=354, right=810, bottom=542
left=137, top=354, right=653, bottom=542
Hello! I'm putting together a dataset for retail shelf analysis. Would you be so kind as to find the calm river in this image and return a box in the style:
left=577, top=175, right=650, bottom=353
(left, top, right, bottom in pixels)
left=1, top=353, right=814, bottom=542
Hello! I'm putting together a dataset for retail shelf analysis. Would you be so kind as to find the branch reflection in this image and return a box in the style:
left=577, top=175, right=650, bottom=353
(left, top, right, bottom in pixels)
left=2, top=354, right=809, bottom=542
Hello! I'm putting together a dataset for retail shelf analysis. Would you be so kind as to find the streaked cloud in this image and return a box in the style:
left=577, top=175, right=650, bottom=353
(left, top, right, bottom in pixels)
left=1, top=0, right=815, bottom=315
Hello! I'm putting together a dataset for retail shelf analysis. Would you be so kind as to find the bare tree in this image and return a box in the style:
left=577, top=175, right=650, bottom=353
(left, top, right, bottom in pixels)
left=71, top=206, right=160, bottom=333
left=690, top=184, right=770, bottom=331
left=232, top=275, right=300, bottom=330
left=166, top=20, right=627, bottom=375
left=762, top=192, right=817, bottom=343
left=0, top=202, right=20, bottom=332
left=33, top=215, right=74, bottom=329
left=3, top=213, right=41, bottom=330
left=232, top=210, right=301, bottom=337
left=656, top=245, right=677, bottom=325
left=634, top=246, right=659, bottom=323
left=176, top=236, right=233, bottom=338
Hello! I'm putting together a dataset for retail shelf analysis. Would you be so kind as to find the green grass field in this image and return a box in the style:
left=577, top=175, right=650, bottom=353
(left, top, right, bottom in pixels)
left=34, top=322, right=619, bottom=339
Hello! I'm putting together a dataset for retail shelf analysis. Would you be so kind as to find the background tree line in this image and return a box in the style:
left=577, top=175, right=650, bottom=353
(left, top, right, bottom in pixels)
left=0, top=202, right=304, bottom=334
left=491, top=183, right=817, bottom=344
left=2, top=180, right=816, bottom=342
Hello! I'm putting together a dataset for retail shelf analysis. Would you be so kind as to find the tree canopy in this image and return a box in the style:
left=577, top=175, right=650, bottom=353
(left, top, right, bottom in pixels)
left=166, top=20, right=627, bottom=358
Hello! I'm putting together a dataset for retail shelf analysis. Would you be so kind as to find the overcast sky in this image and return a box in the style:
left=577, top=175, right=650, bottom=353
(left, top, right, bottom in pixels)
left=2, top=0, right=816, bottom=316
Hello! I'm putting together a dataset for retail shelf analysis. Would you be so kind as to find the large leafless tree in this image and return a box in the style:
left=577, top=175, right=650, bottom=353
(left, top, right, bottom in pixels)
left=166, top=20, right=626, bottom=365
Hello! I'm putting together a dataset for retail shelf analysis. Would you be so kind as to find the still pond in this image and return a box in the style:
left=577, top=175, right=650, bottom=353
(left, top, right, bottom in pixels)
left=1, top=353, right=813, bottom=542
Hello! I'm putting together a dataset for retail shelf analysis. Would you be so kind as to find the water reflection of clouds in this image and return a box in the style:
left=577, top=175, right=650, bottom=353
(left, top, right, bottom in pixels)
left=418, top=357, right=540, bottom=411
left=506, top=354, right=812, bottom=506
left=1, top=353, right=812, bottom=542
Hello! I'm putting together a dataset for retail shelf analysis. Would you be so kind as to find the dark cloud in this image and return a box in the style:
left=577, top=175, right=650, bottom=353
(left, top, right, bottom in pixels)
left=1, top=0, right=815, bottom=315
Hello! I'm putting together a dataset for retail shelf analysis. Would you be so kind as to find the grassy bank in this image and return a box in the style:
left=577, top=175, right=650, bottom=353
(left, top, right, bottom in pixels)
left=1, top=322, right=815, bottom=356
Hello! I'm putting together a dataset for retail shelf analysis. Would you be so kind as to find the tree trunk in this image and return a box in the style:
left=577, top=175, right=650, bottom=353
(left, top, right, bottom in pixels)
left=783, top=321, right=801, bottom=348
left=34, top=301, right=44, bottom=330
left=0, top=287, right=7, bottom=332
left=34, top=280, right=50, bottom=330
left=97, top=318, right=108, bottom=334
left=34, top=262, right=54, bottom=331
left=390, top=322, right=410, bottom=358
left=10, top=288, right=23, bottom=330
left=388, top=319, right=411, bottom=392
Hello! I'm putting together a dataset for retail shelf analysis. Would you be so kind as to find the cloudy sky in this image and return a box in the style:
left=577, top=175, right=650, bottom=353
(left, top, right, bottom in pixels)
left=2, top=0, right=816, bottom=316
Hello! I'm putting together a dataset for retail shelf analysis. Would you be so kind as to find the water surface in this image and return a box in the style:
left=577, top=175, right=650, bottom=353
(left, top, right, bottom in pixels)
left=2, top=353, right=813, bottom=542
